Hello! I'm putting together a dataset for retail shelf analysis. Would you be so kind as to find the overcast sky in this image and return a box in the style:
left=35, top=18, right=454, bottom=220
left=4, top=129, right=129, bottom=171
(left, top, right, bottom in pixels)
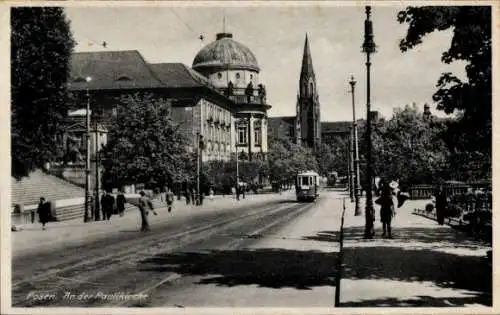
left=65, top=4, right=466, bottom=122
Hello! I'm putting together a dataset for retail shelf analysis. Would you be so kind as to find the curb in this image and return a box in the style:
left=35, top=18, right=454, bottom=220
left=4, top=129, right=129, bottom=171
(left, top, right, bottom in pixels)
left=334, top=198, right=347, bottom=307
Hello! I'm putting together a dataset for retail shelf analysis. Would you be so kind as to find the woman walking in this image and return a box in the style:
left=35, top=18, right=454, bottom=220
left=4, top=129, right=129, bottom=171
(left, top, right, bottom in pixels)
left=37, top=197, right=51, bottom=230
left=138, top=191, right=156, bottom=232
left=377, top=184, right=395, bottom=238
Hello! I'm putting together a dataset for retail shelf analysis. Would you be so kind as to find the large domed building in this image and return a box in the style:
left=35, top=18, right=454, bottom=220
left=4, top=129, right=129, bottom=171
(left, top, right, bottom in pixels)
left=192, top=32, right=271, bottom=161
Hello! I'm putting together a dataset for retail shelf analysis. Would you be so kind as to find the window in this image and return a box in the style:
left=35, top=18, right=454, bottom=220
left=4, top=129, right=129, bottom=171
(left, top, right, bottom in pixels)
left=217, top=72, right=222, bottom=79
left=254, top=124, right=261, bottom=146
left=236, top=73, right=240, bottom=79
left=238, top=125, right=247, bottom=144
left=116, top=75, right=132, bottom=82
left=250, top=74, right=253, bottom=80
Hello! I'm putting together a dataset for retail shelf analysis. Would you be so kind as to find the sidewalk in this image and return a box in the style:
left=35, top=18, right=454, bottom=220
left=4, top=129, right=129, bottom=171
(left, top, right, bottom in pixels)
left=150, top=189, right=348, bottom=307
left=338, top=197, right=493, bottom=307
left=11, top=191, right=296, bottom=256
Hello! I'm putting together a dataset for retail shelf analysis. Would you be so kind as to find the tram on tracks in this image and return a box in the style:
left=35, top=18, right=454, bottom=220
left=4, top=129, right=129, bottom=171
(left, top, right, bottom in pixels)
left=295, top=171, right=320, bottom=202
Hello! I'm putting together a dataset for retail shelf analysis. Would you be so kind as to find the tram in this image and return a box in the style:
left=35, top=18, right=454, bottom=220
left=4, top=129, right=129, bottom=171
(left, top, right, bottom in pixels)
left=295, top=171, right=320, bottom=202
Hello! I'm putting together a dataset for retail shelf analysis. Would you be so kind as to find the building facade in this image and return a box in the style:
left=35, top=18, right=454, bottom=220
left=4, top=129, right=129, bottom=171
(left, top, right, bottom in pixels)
left=192, top=32, right=271, bottom=162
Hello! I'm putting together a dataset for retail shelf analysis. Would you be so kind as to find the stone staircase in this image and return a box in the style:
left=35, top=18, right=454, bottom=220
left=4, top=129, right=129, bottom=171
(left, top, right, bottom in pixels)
left=11, top=169, right=85, bottom=208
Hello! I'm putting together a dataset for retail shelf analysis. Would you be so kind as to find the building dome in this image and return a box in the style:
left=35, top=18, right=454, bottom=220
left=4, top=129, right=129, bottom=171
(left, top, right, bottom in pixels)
left=192, top=33, right=260, bottom=73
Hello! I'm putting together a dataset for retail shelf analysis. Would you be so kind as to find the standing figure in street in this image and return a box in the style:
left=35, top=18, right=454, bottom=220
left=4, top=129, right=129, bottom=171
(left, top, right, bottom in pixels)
left=209, top=187, right=214, bottom=201
left=376, top=184, right=395, bottom=238
left=190, top=188, right=196, bottom=205
left=184, top=188, right=191, bottom=205
left=435, top=186, right=447, bottom=225
left=116, top=190, right=127, bottom=217
left=37, top=197, right=51, bottom=230
left=138, top=190, right=156, bottom=232
left=101, top=191, right=115, bottom=221
left=166, top=187, right=175, bottom=212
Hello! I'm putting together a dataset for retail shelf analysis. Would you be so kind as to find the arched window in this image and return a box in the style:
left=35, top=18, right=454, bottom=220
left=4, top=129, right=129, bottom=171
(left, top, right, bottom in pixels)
left=309, top=81, right=314, bottom=97
left=116, top=75, right=132, bottom=82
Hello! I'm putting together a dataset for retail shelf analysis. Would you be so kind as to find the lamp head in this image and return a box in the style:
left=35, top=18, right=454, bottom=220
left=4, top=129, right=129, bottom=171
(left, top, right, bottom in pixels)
left=85, top=76, right=92, bottom=83
left=349, top=75, right=356, bottom=86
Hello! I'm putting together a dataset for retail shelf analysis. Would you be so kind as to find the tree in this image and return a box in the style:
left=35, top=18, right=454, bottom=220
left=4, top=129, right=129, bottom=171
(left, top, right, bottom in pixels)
left=101, top=93, right=191, bottom=190
left=398, top=6, right=491, bottom=174
left=371, top=104, right=449, bottom=188
left=11, top=7, right=76, bottom=179
left=267, top=137, right=318, bottom=185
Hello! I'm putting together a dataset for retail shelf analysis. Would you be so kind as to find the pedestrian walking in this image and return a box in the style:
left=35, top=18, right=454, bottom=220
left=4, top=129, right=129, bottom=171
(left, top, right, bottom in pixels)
left=375, top=183, right=395, bottom=238
left=166, top=188, right=174, bottom=212
left=37, top=197, right=51, bottom=230
left=190, top=188, right=196, bottom=205
left=30, top=208, right=35, bottom=224
left=116, top=190, right=127, bottom=217
left=101, top=191, right=115, bottom=221
left=185, top=189, right=191, bottom=205
left=138, top=190, right=157, bottom=232
left=209, top=187, right=214, bottom=201
left=435, top=185, right=447, bottom=225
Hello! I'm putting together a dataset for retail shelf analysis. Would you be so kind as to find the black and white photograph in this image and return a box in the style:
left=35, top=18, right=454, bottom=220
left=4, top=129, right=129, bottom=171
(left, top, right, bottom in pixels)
left=3, top=1, right=496, bottom=312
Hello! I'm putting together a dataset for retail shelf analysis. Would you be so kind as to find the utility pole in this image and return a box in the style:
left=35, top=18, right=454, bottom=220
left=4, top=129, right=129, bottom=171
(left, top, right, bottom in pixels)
left=94, top=107, right=100, bottom=220
left=350, top=75, right=362, bottom=216
left=84, top=77, right=92, bottom=223
left=350, top=126, right=355, bottom=203
left=362, top=6, right=377, bottom=239
left=347, top=138, right=352, bottom=200
left=196, top=132, right=202, bottom=205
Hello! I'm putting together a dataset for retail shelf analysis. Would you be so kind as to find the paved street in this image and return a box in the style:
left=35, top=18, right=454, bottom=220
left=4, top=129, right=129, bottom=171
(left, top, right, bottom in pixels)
left=11, top=189, right=492, bottom=308
left=12, top=189, right=345, bottom=307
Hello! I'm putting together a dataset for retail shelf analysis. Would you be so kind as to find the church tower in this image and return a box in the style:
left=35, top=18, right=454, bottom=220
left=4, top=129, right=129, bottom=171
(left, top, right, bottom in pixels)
left=296, top=34, right=321, bottom=150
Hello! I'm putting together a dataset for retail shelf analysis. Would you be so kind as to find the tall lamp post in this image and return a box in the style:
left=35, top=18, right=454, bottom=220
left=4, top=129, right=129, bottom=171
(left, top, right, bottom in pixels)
left=349, top=76, right=362, bottom=216
left=196, top=133, right=204, bottom=205
left=362, top=6, right=376, bottom=238
left=84, top=76, right=92, bottom=223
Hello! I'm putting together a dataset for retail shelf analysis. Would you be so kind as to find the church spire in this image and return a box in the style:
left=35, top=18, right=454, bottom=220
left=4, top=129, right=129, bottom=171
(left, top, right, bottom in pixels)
left=300, top=33, right=315, bottom=82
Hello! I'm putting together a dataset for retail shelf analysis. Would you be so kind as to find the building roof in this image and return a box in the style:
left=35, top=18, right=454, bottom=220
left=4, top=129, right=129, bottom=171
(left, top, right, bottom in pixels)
left=69, top=50, right=165, bottom=91
left=148, top=63, right=213, bottom=89
left=268, top=116, right=296, bottom=124
left=321, top=121, right=352, bottom=134
left=192, top=33, right=260, bottom=73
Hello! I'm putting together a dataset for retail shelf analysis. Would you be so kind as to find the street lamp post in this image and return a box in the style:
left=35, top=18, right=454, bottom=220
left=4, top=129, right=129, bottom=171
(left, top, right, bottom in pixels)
left=196, top=132, right=204, bottom=205
left=94, top=107, right=100, bottom=220
left=349, top=76, right=362, bottom=216
left=362, top=6, right=376, bottom=238
left=347, top=137, right=353, bottom=201
left=84, top=76, right=92, bottom=223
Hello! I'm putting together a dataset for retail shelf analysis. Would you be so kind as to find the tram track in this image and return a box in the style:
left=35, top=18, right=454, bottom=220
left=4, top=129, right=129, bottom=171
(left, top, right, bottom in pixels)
left=12, top=199, right=316, bottom=307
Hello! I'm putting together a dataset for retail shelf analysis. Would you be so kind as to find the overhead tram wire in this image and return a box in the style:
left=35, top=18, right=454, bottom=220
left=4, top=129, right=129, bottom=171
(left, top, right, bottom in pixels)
left=168, top=7, right=206, bottom=43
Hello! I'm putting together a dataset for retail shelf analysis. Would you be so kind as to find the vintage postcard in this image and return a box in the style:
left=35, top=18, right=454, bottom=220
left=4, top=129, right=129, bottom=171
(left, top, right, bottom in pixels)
left=1, top=1, right=497, bottom=314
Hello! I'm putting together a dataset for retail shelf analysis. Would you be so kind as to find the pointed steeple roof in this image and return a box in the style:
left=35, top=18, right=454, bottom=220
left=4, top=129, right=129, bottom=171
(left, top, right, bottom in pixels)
left=300, top=33, right=315, bottom=81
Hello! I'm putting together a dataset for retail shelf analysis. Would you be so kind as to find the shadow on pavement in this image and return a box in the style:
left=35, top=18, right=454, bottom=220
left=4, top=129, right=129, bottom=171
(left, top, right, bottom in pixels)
left=301, top=225, right=492, bottom=306
left=137, top=248, right=338, bottom=290
left=340, top=294, right=492, bottom=307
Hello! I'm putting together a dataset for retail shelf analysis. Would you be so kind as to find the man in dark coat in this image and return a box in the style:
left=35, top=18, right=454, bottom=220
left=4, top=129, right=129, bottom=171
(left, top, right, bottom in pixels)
left=37, top=197, right=51, bottom=230
left=435, top=186, right=447, bottom=225
left=116, top=190, right=127, bottom=217
left=166, top=188, right=175, bottom=212
left=101, top=191, right=115, bottom=221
